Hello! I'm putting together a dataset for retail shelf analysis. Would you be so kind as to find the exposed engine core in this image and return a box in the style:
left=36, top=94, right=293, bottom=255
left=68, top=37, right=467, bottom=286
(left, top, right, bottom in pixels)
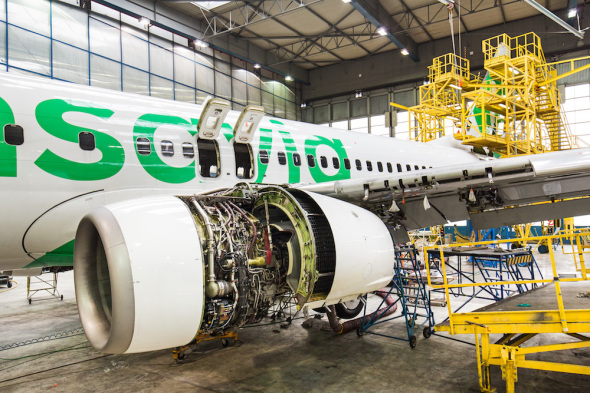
left=74, top=185, right=394, bottom=354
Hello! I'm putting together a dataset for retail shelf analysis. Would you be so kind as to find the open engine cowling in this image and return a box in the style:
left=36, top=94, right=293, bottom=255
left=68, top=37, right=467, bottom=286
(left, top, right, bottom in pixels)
left=73, top=186, right=394, bottom=354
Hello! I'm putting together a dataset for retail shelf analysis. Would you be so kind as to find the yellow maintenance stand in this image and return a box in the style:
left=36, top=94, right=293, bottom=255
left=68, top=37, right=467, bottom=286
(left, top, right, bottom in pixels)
left=394, top=32, right=590, bottom=156
left=426, top=231, right=590, bottom=393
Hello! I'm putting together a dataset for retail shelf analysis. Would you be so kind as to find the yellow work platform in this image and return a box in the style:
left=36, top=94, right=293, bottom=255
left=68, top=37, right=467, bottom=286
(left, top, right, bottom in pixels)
left=427, top=231, right=590, bottom=393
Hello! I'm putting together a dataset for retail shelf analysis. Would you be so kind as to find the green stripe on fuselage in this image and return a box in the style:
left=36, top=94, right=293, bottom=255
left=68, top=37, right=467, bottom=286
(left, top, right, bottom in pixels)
left=24, top=240, right=75, bottom=268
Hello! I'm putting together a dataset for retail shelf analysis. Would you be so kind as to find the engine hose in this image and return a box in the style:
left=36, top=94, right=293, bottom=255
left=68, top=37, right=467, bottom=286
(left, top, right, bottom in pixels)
left=326, top=291, right=397, bottom=335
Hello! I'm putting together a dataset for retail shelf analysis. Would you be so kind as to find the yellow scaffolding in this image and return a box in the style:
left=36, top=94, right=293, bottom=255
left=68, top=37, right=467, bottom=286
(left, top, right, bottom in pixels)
left=396, top=32, right=587, bottom=156
left=459, top=33, right=573, bottom=156
left=425, top=231, right=590, bottom=393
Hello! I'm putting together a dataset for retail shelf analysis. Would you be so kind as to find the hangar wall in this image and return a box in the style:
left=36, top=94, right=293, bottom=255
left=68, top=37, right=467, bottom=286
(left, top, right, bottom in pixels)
left=0, top=0, right=302, bottom=120
left=303, top=7, right=590, bottom=101
left=301, top=7, right=590, bottom=143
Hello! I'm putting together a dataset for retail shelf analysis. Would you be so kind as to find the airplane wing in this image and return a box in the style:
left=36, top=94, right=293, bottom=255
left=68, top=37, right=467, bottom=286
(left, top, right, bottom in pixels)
left=297, top=148, right=590, bottom=243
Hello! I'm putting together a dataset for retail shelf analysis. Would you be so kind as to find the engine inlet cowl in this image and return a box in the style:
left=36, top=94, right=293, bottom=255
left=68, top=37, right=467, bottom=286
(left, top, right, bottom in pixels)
left=73, top=196, right=205, bottom=354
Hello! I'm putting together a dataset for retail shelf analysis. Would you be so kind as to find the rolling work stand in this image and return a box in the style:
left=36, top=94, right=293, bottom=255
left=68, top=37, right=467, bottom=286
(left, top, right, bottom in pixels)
left=27, top=272, right=63, bottom=304
left=357, top=245, right=435, bottom=348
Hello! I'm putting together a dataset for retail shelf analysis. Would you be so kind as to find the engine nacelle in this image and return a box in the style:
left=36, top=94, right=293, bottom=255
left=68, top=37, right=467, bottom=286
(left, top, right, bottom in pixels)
left=73, top=186, right=394, bottom=354
left=73, top=197, right=205, bottom=353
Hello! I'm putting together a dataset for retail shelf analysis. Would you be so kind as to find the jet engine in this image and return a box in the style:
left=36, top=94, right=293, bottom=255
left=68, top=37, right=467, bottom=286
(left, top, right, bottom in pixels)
left=73, top=185, right=394, bottom=354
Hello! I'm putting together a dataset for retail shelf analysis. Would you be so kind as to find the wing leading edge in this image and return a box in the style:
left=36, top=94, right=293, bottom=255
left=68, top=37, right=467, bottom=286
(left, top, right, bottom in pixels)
left=297, top=148, right=590, bottom=243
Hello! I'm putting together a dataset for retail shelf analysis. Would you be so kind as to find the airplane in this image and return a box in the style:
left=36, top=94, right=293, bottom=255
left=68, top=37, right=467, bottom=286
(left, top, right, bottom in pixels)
left=1, top=72, right=590, bottom=355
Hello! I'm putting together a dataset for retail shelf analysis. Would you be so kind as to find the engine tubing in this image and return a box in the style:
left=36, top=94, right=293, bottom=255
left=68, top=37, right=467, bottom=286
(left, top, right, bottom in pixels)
left=326, top=290, right=397, bottom=335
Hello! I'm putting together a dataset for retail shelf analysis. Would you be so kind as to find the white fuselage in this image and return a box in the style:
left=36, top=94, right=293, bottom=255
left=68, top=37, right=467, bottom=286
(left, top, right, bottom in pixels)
left=0, top=73, right=479, bottom=271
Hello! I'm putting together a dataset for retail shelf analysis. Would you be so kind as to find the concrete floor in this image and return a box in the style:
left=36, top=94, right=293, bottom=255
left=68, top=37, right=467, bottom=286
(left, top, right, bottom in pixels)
left=0, top=248, right=589, bottom=392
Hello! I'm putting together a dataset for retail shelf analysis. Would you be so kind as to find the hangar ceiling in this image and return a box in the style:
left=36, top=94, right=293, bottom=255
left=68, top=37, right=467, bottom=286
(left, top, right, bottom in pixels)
left=158, top=0, right=580, bottom=69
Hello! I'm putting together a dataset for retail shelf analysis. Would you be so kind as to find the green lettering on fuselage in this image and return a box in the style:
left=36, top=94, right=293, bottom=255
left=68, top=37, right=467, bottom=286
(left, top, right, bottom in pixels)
left=34, top=99, right=124, bottom=181
left=304, top=135, right=350, bottom=182
left=270, top=119, right=301, bottom=184
left=0, top=97, right=16, bottom=177
left=255, top=128, right=273, bottom=183
left=133, top=114, right=198, bottom=183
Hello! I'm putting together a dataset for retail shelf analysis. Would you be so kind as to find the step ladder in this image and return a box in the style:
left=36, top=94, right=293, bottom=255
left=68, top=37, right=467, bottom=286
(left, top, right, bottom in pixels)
left=393, top=245, right=436, bottom=347
left=357, top=245, right=435, bottom=348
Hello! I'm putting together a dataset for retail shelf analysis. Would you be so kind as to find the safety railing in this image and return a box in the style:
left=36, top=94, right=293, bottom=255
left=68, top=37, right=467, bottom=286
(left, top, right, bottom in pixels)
left=424, top=230, right=590, bottom=335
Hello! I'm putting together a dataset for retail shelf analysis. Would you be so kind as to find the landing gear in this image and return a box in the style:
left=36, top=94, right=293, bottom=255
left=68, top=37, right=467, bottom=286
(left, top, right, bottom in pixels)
left=335, top=296, right=366, bottom=319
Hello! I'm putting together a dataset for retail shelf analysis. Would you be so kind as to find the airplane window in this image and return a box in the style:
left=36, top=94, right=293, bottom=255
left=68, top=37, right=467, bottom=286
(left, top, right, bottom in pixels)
left=320, top=156, right=328, bottom=168
left=197, top=138, right=220, bottom=178
left=293, top=153, right=301, bottom=167
left=387, top=162, right=393, bottom=173
left=307, top=154, right=316, bottom=167
left=234, top=142, right=254, bottom=179
left=397, top=163, right=402, bottom=172
left=332, top=157, right=340, bottom=169
left=4, top=124, right=24, bottom=146
left=136, top=137, right=151, bottom=156
left=182, top=142, right=195, bottom=158
left=278, top=151, right=287, bottom=165
left=161, top=140, right=174, bottom=157
left=377, top=162, right=383, bottom=172
left=259, top=150, right=269, bottom=164
left=422, top=165, right=426, bottom=169
left=355, top=159, right=362, bottom=170
left=79, top=132, right=95, bottom=151
left=366, top=161, right=373, bottom=171
left=429, top=166, right=433, bottom=168
left=344, top=158, right=351, bottom=170
left=406, top=164, right=411, bottom=171
left=415, top=165, right=419, bottom=170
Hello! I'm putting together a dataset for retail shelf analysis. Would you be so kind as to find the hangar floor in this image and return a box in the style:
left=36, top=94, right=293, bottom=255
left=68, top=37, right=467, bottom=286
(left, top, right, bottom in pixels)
left=0, top=249, right=589, bottom=393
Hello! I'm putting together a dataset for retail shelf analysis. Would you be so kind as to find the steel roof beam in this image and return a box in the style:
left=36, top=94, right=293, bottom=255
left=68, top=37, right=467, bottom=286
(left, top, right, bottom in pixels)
left=398, top=0, right=434, bottom=41
left=348, top=0, right=418, bottom=62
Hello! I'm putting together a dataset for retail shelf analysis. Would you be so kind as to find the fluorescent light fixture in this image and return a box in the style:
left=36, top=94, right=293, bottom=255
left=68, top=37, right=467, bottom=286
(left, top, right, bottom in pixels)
left=498, top=103, right=506, bottom=108
left=449, top=84, right=462, bottom=90
left=138, top=17, right=150, bottom=27
left=568, top=9, right=577, bottom=18
left=194, top=39, right=209, bottom=48
left=285, top=75, right=293, bottom=81
left=377, top=26, right=387, bottom=36
left=253, top=63, right=261, bottom=69
left=342, top=0, right=351, bottom=3
left=355, top=90, right=362, bottom=98
left=400, top=48, right=409, bottom=56
left=438, top=0, right=454, bottom=5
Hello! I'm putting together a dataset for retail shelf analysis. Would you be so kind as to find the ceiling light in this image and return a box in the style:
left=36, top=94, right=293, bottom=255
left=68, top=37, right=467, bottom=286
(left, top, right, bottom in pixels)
left=400, top=48, right=409, bottom=56
left=138, top=17, right=151, bottom=27
left=253, top=63, right=261, bottom=69
left=355, top=90, right=362, bottom=98
left=194, top=39, right=209, bottom=48
left=438, top=0, right=454, bottom=5
left=568, top=9, right=577, bottom=18
left=449, top=84, right=462, bottom=90
left=285, top=75, right=293, bottom=81
left=377, top=26, right=387, bottom=36
left=342, top=0, right=351, bottom=3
